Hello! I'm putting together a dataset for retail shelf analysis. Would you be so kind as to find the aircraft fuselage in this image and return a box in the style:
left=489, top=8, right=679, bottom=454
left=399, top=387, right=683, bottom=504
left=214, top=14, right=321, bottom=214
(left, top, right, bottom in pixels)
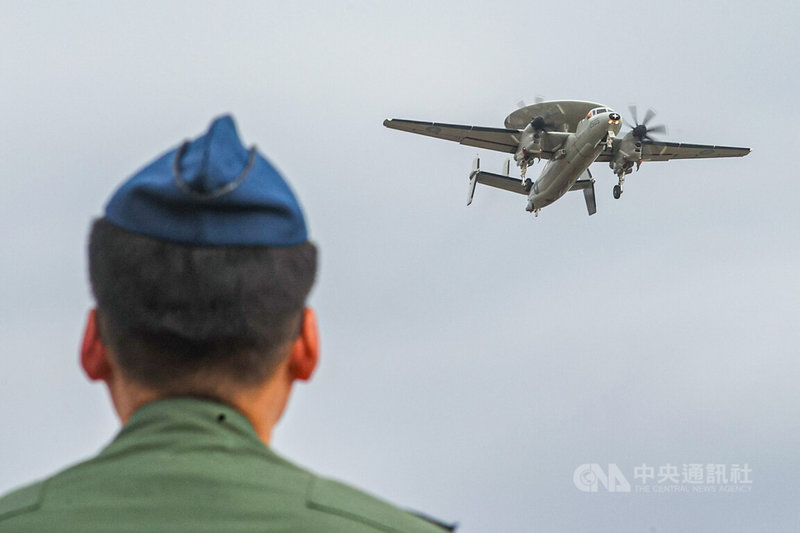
left=528, top=110, right=621, bottom=211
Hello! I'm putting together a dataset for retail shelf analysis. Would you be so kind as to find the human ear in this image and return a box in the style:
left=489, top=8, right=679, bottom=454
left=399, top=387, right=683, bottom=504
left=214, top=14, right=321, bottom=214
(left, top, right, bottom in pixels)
left=288, top=308, right=319, bottom=381
left=80, top=309, right=112, bottom=382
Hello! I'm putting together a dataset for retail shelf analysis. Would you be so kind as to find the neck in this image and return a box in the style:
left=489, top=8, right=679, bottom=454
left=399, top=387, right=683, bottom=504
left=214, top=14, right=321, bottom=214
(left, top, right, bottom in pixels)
left=109, top=366, right=293, bottom=445
left=226, top=375, right=292, bottom=443
left=108, top=377, right=160, bottom=425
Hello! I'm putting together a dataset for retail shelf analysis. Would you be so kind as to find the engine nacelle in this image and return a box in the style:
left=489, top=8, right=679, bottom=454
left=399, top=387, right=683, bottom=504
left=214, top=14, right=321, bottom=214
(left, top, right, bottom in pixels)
left=515, top=124, right=542, bottom=162
left=609, top=133, right=642, bottom=175
left=622, top=134, right=642, bottom=160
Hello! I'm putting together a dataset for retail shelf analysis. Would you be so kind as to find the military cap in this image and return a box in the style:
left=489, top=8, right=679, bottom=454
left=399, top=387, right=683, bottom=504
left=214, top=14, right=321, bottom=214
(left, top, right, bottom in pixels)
left=104, top=115, right=307, bottom=247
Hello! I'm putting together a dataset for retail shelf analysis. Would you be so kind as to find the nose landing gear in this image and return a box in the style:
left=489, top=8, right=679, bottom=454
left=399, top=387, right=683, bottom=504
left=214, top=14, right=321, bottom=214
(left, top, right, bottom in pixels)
left=613, top=174, right=625, bottom=199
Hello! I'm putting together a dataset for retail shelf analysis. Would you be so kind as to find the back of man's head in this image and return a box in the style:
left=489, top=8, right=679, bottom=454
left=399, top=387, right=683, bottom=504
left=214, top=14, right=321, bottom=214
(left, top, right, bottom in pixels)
left=89, top=220, right=316, bottom=394
left=88, top=115, right=316, bottom=397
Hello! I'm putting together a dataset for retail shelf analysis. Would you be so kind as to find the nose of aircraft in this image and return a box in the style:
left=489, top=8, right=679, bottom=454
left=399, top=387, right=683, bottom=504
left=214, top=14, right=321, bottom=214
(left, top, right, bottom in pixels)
left=606, top=111, right=622, bottom=134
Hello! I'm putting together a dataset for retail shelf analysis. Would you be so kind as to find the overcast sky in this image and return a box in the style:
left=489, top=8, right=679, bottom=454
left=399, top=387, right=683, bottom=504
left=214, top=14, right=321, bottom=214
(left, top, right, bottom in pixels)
left=1, top=2, right=798, bottom=532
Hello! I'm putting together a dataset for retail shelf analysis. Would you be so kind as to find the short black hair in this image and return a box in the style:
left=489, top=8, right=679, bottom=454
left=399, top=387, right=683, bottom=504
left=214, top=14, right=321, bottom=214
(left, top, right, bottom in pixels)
left=88, top=218, right=317, bottom=393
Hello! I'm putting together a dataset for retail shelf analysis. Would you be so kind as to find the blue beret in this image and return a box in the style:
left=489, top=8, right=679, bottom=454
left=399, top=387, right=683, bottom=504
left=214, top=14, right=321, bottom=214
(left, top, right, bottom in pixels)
left=104, top=115, right=308, bottom=247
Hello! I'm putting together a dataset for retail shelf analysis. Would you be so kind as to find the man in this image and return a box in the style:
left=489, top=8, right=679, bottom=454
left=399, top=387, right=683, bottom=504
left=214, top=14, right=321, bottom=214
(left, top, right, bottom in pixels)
left=0, top=116, right=453, bottom=532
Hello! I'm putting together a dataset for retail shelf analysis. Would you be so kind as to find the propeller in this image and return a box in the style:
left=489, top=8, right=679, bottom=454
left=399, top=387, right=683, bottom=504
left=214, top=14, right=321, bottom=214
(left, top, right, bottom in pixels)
left=625, top=105, right=667, bottom=141
left=529, top=114, right=557, bottom=132
left=515, top=95, right=561, bottom=133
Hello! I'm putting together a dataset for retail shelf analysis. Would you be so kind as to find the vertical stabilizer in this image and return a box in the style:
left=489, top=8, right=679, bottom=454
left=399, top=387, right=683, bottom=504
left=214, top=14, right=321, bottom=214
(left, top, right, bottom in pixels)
left=583, top=169, right=596, bottom=216
left=570, top=169, right=597, bottom=215
left=467, top=156, right=480, bottom=206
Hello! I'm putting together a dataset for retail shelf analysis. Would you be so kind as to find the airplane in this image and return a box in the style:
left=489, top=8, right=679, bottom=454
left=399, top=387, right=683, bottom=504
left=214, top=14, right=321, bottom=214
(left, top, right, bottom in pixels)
left=383, top=100, right=750, bottom=216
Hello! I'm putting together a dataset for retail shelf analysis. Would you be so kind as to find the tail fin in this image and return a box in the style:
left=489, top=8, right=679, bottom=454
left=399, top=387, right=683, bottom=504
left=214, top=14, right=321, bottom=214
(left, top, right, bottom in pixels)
left=569, top=169, right=597, bottom=215
left=467, top=156, right=480, bottom=206
left=583, top=181, right=597, bottom=216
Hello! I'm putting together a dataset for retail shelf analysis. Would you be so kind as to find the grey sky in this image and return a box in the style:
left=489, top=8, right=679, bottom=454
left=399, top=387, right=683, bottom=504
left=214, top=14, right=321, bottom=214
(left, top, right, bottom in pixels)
left=1, top=1, right=798, bottom=532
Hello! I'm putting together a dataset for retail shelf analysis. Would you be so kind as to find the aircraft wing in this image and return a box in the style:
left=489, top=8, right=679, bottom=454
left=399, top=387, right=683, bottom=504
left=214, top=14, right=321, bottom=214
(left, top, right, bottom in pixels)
left=597, top=140, right=750, bottom=162
left=384, top=119, right=570, bottom=157
left=639, top=141, right=750, bottom=161
left=384, top=119, right=520, bottom=153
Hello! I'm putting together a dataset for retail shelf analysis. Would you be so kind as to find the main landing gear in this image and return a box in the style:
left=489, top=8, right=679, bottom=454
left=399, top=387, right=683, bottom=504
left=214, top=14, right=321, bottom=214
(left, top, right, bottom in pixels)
left=517, top=153, right=540, bottom=185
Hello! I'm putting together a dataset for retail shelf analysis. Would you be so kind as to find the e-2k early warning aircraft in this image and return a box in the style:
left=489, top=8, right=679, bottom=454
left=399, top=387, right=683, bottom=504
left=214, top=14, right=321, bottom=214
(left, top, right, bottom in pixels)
left=383, top=100, right=750, bottom=216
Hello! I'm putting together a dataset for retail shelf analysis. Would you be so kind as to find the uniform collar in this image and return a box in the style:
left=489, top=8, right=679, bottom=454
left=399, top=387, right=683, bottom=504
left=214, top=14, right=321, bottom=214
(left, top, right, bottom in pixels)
left=127, top=397, right=257, bottom=435
left=99, top=397, right=283, bottom=460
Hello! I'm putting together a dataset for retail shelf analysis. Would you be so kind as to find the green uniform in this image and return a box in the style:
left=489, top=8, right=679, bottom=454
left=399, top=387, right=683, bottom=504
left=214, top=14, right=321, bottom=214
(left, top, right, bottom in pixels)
left=0, top=398, right=452, bottom=532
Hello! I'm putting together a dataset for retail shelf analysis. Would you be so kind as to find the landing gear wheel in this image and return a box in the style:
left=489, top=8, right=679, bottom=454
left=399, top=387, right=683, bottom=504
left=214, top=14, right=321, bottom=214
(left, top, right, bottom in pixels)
left=613, top=185, right=622, bottom=199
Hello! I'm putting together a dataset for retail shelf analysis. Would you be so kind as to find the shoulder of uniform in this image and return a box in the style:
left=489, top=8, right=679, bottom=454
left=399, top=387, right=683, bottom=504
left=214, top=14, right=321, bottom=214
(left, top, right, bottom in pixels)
left=0, top=481, right=45, bottom=522
left=306, top=476, right=456, bottom=532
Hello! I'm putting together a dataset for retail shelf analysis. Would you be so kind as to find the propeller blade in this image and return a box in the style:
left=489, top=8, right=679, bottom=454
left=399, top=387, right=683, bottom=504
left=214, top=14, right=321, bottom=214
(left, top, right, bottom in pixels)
left=517, top=100, right=527, bottom=109
left=626, top=105, right=668, bottom=140
left=534, top=95, right=545, bottom=104
left=628, top=105, right=639, bottom=125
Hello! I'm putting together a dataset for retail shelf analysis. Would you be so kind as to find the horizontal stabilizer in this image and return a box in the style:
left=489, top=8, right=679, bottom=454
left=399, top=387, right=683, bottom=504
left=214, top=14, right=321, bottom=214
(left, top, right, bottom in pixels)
left=569, top=179, right=593, bottom=191
left=474, top=170, right=529, bottom=196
